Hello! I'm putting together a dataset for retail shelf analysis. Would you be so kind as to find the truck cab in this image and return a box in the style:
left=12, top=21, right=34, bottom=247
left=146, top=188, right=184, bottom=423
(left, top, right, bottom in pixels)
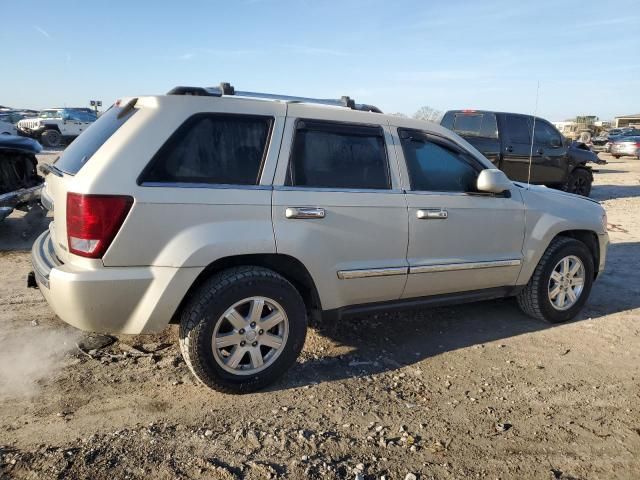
left=441, top=110, right=595, bottom=196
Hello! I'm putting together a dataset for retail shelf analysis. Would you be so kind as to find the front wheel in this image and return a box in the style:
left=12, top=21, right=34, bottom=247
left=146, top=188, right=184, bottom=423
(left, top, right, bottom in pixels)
left=40, top=129, right=62, bottom=147
left=517, top=237, right=594, bottom=323
left=179, top=266, right=307, bottom=393
left=565, top=169, right=592, bottom=196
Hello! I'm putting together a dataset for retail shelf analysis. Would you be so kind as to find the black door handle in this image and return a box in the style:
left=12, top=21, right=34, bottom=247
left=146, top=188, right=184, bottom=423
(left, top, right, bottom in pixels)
left=506, top=146, right=513, bottom=153
left=537, top=148, right=544, bottom=155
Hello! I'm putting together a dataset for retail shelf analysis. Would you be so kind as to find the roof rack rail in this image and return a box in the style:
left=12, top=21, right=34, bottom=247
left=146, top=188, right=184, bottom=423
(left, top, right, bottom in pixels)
left=167, top=82, right=382, bottom=113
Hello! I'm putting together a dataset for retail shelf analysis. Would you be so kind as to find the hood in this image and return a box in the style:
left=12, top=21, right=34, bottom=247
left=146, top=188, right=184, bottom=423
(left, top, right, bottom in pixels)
left=513, top=182, right=600, bottom=204
left=0, top=135, right=42, bottom=154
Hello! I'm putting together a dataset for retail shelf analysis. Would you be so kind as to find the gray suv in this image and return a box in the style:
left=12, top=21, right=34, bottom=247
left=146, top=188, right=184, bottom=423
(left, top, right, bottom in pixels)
left=31, top=84, right=609, bottom=393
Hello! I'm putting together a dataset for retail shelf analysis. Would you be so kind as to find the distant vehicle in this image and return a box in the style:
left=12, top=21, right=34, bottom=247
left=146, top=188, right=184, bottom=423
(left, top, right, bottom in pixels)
left=0, top=119, right=17, bottom=136
left=441, top=110, right=598, bottom=196
left=17, top=108, right=97, bottom=147
left=0, top=136, right=43, bottom=221
left=610, top=136, right=640, bottom=159
left=604, top=128, right=640, bottom=153
left=0, top=111, right=29, bottom=125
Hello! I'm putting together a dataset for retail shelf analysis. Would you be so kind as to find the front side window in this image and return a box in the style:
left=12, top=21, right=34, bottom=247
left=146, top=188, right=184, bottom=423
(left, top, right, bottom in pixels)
left=534, top=120, right=562, bottom=146
left=287, top=120, right=390, bottom=189
left=400, top=130, right=479, bottom=192
left=141, top=114, right=272, bottom=185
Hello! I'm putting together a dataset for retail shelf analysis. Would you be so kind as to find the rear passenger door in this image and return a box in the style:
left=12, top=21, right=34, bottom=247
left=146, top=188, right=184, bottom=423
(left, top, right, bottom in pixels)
left=532, top=118, right=568, bottom=185
left=272, top=109, right=408, bottom=311
left=499, top=114, right=538, bottom=182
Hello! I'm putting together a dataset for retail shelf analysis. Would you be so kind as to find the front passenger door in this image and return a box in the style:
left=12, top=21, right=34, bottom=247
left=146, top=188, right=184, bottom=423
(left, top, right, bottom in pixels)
left=395, top=129, right=525, bottom=299
left=532, top=118, right=568, bottom=185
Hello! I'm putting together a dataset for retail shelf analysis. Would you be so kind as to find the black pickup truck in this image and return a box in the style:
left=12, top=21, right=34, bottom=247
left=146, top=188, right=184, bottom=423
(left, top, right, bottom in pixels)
left=441, top=110, right=598, bottom=196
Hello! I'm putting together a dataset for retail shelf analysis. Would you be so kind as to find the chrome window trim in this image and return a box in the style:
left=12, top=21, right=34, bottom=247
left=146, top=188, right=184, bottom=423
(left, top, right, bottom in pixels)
left=337, top=266, right=408, bottom=280
left=139, top=182, right=272, bottom=190
left=274, top=186, right=404, bottom=194
left=410, top=259, right=521, bottom=274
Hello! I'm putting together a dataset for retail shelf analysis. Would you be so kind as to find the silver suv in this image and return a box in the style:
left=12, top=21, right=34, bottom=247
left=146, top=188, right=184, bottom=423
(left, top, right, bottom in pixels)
left=31, top=84, right=609, bottom=393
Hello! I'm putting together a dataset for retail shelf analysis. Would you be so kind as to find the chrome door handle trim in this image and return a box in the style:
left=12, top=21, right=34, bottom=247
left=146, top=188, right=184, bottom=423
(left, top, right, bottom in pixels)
left=285, top=207, right=326, bottom=219
left=416, top=209, right=448, bottom=220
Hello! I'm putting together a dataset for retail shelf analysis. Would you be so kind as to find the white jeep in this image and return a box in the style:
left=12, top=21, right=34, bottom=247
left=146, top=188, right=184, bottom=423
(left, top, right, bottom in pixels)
left=17, top=108, right=97, bottom=147
left=31, top=84, right=609, bottom=393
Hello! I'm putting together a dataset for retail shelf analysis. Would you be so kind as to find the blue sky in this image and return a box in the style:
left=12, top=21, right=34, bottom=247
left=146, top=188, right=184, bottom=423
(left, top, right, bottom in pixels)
left=2, top=0, right=638, bottom=121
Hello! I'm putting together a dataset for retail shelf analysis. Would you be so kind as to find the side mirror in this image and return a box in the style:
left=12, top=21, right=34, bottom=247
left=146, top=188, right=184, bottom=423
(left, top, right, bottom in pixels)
left=550, top=137, right=562, bottom=148
left=477, top=169, right=512, bottom=194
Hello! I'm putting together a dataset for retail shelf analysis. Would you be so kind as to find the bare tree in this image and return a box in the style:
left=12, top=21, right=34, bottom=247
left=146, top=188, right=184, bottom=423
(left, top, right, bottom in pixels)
left=413, top=106, right=443, bottom=123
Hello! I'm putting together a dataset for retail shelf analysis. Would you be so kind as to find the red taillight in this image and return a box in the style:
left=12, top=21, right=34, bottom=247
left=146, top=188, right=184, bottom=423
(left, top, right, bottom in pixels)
left=636, top=142, right=640, bottom=148
left=66, top=193, right=133, bottom=258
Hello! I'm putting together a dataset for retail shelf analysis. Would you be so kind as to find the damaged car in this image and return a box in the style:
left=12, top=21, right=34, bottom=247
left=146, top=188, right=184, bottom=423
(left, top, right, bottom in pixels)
left=0, top=136, right=44, bottom=221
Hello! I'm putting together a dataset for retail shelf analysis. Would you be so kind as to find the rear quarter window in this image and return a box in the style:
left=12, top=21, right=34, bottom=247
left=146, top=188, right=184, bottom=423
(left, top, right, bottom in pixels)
left=55, top=101, right=138, bottom=175
left=139, top=114, right=273, bottom=186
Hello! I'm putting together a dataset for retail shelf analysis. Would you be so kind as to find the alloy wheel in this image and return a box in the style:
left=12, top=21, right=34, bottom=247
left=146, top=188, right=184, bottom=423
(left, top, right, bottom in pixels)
left=548, top=255, right=585, bottom=311
left=211, top=296, right=289, bottom=375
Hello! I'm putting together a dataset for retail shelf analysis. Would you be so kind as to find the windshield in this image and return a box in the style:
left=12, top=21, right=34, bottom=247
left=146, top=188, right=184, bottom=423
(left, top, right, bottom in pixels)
left=54, top=101, right=138, bottom=175
left=39, top=110, right=62, bottom=119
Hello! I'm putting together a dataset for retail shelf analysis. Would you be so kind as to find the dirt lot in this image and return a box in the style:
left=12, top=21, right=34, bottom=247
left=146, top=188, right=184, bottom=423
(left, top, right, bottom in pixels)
left=1, top=152, right=638, bottom=479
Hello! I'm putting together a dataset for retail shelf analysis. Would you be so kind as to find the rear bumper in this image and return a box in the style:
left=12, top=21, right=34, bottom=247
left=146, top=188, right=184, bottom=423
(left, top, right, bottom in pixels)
left=31, top=231, right=202, bottom=334
left=610, top=146, right=639, bottom=157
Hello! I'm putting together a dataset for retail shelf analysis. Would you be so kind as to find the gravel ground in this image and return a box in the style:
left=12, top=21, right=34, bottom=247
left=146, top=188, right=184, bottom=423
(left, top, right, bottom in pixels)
left=0, top=152, right=638, bottom=480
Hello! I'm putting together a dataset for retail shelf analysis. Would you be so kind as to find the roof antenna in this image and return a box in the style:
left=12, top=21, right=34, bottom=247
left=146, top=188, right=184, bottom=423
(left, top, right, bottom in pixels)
left=527, top=81, right=540, bottom=190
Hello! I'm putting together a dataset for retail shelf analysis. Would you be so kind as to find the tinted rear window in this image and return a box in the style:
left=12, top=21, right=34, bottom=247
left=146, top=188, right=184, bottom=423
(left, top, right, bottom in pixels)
left=442, top=112, right=498, bottom=138
left=55, top=101, right=138, bottom=175
left=503, top=115, right=531, bottom=144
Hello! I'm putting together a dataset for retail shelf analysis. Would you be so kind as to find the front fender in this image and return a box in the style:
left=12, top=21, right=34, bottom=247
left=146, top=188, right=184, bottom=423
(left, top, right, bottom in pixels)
left=516, top=186, right=605, bottom=285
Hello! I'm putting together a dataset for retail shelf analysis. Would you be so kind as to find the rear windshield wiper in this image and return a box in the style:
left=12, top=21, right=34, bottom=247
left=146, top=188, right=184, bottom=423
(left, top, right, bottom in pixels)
left=39, top=163, right=64, bottom=177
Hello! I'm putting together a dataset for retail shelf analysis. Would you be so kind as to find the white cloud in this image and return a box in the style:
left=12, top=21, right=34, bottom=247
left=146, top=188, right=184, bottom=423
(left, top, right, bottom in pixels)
left=34, top=25, right=51, bottom=39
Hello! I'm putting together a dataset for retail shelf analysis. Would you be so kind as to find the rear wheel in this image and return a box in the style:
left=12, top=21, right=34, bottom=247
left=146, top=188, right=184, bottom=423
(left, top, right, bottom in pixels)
left=517, top=237, right=594, bottom=324
left=565, top=169, right=592, bottom=196
left=40, top=129, right=61, bottom=147
left=179, top=266, right=307, bottom=393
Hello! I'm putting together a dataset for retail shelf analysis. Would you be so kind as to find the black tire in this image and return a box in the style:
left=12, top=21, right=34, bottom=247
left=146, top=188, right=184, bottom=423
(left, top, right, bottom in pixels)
left=179, top=266, right=307, bottom=393
left=613, top=155, right=621, bottom=159
left=517, top=237, right=594, bottom=324
left=40, top=129, right=61, bottom=148
left=565, top=168, right=592, bottom=196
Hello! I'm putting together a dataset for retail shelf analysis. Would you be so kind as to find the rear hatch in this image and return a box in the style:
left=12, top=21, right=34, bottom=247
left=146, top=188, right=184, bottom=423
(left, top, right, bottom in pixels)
left=42, top=99, right=138, bottom=264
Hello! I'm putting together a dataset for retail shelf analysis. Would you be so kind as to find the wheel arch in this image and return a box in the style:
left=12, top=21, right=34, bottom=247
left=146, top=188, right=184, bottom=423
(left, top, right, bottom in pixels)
left=170, top=253, right=322, bottom=324
left=42, top=124, right=62, bottom=133
left=569, top=165, right=593, bottom=179
left=554, top=229, right=600, bottom=278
